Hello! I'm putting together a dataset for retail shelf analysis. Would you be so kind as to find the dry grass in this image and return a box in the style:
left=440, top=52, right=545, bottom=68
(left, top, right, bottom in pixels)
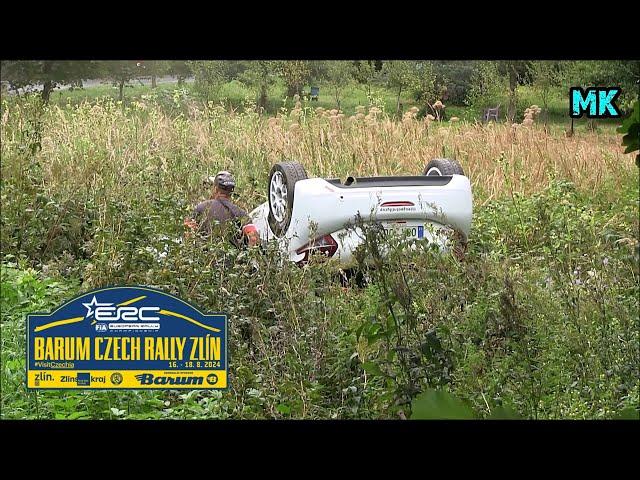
left=1, top=98, right=635, bottom=212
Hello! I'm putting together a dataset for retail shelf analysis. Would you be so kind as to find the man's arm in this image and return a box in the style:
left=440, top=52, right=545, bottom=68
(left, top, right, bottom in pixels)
left=184, top=202, right=206, bottom=233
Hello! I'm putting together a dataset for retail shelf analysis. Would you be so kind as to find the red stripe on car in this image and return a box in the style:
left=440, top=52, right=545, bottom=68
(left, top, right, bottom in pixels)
left=381, top=201, right=414, bottom=207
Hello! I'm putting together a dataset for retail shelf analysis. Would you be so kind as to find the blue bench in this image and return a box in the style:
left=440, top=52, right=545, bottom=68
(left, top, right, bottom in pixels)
left=310, top=86, right=319, bottom=101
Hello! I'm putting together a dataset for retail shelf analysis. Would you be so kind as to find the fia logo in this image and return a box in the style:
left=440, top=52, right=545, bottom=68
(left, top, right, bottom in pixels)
left=570, top=87, right=621, bottom=119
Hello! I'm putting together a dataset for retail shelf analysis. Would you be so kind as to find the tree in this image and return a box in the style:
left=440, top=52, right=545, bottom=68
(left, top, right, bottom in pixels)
left=0, top=61, right=100, bottom=103
left=308, top=61, right=329, bottom=85
left=567, top=61, right=640, bottom=109
left=166, top=61, right=193, bottom=86
left=497, top=61, right=531, bottom=122
left=99, top=61, right=144, bottom=102
left=240, top=61, right=278, bottom=113
left=410, top=61, right=437, bottom=108
left=188, top=61, right=230, bottom=101
left=324, top=61, right=353, bottom=110
left=431, top=61, right=475, bottom=105
left=383, top=61, right=416, bottom=115
left=352, top=60, right=380, bottom=101
left=278, top=61, right=311, bottom=98
left=465, top=61, right=506, bottom=119
left=137, top=61, right=169, bottom=88
left=528, top=61, right=567, bottom=124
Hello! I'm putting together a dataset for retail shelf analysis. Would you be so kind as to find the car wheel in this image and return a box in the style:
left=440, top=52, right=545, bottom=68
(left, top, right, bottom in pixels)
left=267, top=162, right=308, bottom=237
left=423, top=158, right=465, bottom=176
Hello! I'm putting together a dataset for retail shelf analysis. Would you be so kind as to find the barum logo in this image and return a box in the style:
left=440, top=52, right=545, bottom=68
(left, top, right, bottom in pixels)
left=135, top=373, right=204, bottom=385
left=570, top=87, right=622, bottom=119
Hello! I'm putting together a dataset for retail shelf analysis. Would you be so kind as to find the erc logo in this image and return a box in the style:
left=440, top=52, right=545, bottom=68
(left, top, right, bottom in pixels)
left=83, top=295, right=160, bottom=322
left=32, top=290, right=222, bottom=334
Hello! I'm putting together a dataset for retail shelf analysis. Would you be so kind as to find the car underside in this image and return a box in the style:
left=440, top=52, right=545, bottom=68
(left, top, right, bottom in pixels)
left=248, top=159, right=473, bottom=268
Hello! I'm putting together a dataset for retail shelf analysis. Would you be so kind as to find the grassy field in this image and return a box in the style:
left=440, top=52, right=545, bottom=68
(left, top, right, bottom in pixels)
left=1, top=93, right=638, bottom=419
left=43, top=78, right=615, bottom=128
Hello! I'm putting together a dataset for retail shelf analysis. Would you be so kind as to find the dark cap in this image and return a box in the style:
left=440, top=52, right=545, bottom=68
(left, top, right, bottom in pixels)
left=215, top=171, right=236, bottom=190
left=204, top=171, right=236, bottom=191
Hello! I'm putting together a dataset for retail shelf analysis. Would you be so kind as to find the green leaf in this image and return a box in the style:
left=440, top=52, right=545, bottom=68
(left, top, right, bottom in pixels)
left=411, top=389, right=476, bottom=420
left=66, top=411, right=90, bottom=420
left=618, top=100, right=640, bottom=164
left=362, top=361, right=383, bottom=376
left=615, top=408, right=639, bottom=420
left=488, top=405, right=521, bottom=419
left=276, top=404, right=291, bottom=415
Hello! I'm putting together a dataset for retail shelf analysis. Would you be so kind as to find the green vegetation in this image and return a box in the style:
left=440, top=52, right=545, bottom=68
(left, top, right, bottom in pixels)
left=0, top=61, right=638, bottom=420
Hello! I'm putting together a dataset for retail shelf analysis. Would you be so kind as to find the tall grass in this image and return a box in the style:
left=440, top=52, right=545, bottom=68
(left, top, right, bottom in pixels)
left=1, top=96, right=634, bottom=210
left=1, top=95, right=638, bottom=420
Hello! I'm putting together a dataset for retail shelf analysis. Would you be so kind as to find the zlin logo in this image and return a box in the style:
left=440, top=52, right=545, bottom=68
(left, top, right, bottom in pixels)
left=570, top=87, right=621, bottom=119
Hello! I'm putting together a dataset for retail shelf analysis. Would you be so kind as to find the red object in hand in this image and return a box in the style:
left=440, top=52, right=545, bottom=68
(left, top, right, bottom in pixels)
left=242, top=224, right=260, bottom=246
left=184, top=218, right=198, bottom=238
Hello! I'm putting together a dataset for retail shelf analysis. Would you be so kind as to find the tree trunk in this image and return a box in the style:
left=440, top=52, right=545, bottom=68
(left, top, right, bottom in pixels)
left=40, top=61, right=54, bottom=103
left=41, top=80, right=53, bottom=103
left=258, top=86, right=268, bottom=113
left=119, top=80, right=124, bottom=102
left=151, top=75, right=157, bottom=88
left=507, top=65, right=518, bottom=122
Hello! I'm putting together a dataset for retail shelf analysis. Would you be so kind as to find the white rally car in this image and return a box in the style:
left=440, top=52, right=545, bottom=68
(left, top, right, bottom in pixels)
left=248, top=159, right=473, bottom=267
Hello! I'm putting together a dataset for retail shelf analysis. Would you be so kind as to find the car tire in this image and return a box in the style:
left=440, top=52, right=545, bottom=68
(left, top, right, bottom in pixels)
left=267, top=162, right=308, bottom=237
left=423, top=158, right=465, bottom=176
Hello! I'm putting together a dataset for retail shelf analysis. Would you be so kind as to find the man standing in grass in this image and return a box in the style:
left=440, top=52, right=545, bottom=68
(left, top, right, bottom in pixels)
left=184, top=171, right=259, bottom=247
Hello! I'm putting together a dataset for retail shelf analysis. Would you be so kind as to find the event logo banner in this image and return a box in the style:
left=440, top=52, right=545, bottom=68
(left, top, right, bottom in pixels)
left=27, top=286, right=227, bottom=389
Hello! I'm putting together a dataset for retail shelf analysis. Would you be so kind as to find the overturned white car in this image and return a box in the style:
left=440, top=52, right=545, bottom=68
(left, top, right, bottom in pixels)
left=248, top=159, right=473, bottom=267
